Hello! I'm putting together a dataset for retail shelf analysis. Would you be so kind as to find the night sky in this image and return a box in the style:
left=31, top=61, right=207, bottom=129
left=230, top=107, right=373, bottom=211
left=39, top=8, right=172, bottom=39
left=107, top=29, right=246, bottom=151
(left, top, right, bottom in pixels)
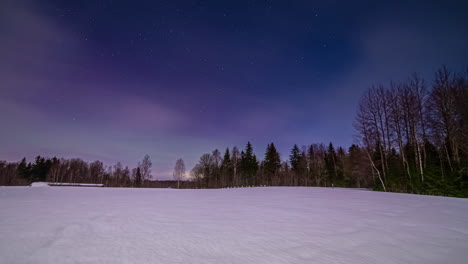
left=1, top=0, right=467, bottom=179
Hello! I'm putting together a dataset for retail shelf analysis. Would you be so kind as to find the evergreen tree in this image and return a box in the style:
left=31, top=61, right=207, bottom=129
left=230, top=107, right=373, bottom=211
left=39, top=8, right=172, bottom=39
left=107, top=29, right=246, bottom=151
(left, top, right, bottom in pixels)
left=346, top=144, right=369, bottom=188
left=30, top=156, right=52, bottom=182
left=240, top=142, right=258, bottom=186
left=221, top=148, right=232, bottom=187
left=17, top=158, right=30, bottom=181
left=263, top=143, right=281, bottom=185
left=289, top=145, right=300, bottom=171
left=222, top=148, right=231, bottom=167
left=325, top=143, right=338, bottom=187
left=290, top=144, right=307, bottom=185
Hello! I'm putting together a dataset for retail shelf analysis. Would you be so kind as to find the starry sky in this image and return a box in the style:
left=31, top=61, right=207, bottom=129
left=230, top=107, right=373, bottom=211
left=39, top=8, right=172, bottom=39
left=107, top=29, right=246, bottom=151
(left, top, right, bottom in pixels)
left=1, top=0, right=467, bottom=179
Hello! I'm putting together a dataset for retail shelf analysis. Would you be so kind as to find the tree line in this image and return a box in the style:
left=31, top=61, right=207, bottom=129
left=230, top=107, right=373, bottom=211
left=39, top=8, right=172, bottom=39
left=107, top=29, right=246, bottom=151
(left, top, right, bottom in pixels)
left=0, top=155, right=153, bottom=188
left=1, top=66, right=467, bottom=197
left=188, top=142, right=367, bottom=189
left=188, top=66, right=468, bottom=197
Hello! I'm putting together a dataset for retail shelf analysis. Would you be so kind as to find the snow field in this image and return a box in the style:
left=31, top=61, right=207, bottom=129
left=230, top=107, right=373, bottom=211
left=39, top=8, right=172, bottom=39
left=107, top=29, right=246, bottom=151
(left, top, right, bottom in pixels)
left=0, top=187, right=467, bottom=264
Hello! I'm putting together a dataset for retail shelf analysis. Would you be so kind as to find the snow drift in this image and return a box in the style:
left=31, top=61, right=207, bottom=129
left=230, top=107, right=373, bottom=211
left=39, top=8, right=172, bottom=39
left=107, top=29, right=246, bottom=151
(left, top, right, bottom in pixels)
left=0, top=187, right=467, bottom=264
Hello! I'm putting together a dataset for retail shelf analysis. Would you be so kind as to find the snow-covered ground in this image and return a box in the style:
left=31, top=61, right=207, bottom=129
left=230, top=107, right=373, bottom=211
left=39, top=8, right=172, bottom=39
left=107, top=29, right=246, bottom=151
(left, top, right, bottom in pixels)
left=1, top=187, right=467, bottom=264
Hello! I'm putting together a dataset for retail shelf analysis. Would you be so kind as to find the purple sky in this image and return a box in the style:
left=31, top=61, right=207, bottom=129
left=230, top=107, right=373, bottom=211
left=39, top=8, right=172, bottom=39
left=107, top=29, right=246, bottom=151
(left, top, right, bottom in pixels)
left=1, top=0, right=467, bottom=179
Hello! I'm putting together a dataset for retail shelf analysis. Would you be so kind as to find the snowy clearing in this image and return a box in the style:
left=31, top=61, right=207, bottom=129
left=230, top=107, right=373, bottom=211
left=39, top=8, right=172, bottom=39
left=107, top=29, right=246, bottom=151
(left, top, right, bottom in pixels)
left=1, top=187, right=467, bottom=264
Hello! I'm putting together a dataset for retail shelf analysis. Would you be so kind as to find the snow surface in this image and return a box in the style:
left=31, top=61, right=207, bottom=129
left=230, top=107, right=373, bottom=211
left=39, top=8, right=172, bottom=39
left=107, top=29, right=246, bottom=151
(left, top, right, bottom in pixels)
left=1, top=187, right=467, bottom=264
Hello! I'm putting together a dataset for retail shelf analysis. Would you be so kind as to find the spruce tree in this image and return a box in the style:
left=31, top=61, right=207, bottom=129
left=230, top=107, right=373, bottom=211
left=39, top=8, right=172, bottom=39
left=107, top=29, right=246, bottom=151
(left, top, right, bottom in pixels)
left=290, top=144, right=300, bottom=171
left=221, top=148, right=232, bottom=187
left=241, top=142, right=258, bottom=186
left=17, top=158, right=30, bottom=181
left=31, top=156, right=49, bottom=182
left=263, top=143, right=281, bottom=185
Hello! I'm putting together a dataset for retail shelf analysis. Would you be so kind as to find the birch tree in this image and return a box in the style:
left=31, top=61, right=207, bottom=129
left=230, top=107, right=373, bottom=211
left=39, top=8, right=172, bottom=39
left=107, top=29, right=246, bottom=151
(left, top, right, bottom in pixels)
left=173, top=158, right=185, bottom=189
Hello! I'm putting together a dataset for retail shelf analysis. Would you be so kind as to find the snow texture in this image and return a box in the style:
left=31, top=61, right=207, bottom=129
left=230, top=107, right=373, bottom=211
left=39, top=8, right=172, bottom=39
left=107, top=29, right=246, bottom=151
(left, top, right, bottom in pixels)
left=0, top=187, right=467, bottom=264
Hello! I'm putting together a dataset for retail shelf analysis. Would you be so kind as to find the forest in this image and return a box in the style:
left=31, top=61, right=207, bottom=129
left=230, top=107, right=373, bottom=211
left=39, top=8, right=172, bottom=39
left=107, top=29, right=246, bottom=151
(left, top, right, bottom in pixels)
left=1, top=66, right=467, bottom=197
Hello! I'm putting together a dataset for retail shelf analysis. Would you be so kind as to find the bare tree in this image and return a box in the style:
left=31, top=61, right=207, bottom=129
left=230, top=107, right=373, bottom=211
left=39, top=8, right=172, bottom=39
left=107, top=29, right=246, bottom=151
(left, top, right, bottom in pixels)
left=173, top=158, right=185, bottom=189
left=190, top=164, right=204, bottom=188
left=0, top=161, right=18, bottom=186
left=211, top=149, right=221, bottom=187
left=138, top=154, right=152, bottom=184
left=355, top=92, right=388, bottom=192
left=112, top=162, right=124, bottom=187
left=89, top=161, right=105, bottom=184
left=231, top=146, right=240, bottom=186
left=428, top=67, right=460, bottom=168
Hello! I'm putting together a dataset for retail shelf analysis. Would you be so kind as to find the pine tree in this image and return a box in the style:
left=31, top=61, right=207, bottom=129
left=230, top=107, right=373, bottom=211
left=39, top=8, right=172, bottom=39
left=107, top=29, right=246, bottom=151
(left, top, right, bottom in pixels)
left=17, top=158, right=30, bottom=181
left=325, top=143, right=338, bottom=187
left=289, top=144, right=300, bottom=171
left=240, top=142, right=258, bottom=186
left=289, top=145, right=307, bottom=185
left=263, top=143, right=281, bottom=185
left=31, top=156, right=51, bottom=182
left=221, top=148, right=232, bottom=187
left=346, top=144, right=366, bottom=188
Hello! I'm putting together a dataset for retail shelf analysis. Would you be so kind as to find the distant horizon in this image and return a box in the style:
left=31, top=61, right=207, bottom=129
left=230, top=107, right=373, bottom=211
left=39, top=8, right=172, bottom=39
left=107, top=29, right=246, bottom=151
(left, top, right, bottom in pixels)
left=3, top=140, right=351, bottom=180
